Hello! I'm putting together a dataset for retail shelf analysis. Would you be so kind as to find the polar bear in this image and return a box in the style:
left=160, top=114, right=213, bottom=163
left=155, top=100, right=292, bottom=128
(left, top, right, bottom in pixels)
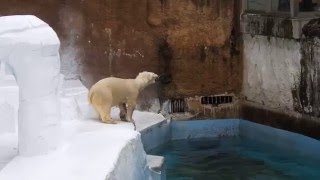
left=88, top=71, right=159, bottom=125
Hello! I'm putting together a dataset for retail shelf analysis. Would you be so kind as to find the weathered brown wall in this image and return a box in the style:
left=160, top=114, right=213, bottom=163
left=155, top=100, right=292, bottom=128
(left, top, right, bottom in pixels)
left=0, top=0, right=242, bottom=100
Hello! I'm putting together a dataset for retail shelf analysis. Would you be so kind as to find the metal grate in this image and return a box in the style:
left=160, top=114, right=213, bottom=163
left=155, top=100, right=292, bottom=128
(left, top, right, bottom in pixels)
left=170, top=98, right=186, bottom=113
left=201, top=95, right=233, bottom=105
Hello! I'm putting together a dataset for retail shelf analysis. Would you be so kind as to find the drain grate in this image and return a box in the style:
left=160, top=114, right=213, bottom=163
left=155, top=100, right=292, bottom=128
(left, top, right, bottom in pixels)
left=201, top=95, right=233, bottom=105
left=170, top=98, right=186, bottom=113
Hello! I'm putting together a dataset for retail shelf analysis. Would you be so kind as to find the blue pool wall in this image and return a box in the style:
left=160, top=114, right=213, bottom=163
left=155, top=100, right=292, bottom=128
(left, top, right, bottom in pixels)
left=141, top=119, right=320, bottom=160
left=240, top=120, right=320, bottom=161
left=171, top=119, right=239, bottom=140
left=140, top=120, right=171, bottom=152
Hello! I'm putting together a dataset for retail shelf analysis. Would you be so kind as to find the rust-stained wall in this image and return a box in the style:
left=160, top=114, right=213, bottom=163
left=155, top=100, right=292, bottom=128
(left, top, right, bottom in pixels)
left=0, top=0, right=242, bottom=100
left=147, top=0, right=242, bottom=97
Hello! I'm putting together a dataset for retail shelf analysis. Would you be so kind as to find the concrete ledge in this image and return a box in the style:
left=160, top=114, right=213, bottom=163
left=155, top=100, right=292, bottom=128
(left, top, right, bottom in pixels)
left=105, top=133, right=151, bottom=180
left=240, top=120, right=320, bottom=161
left=0, top=121, right=141, bottom=180
left=139, top=118, right=168, bottom=180
left=140, top=119, right=171, bottom=152
left=147, top=155, right=166, bottom=180
left=240, top=101, right=320, bottom=139
left=0, top=79, right=165, bottom=180
left=241, top=13, right=313, bottom=39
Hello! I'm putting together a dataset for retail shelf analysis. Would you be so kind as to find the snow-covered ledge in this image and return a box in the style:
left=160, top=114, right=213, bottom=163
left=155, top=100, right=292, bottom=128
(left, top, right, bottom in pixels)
left=0, top=15, right=62, bottom=156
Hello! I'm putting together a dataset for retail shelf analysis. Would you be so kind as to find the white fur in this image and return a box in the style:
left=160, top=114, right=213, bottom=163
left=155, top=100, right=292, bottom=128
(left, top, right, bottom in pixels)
left=88, top=71, right=158, bottom=124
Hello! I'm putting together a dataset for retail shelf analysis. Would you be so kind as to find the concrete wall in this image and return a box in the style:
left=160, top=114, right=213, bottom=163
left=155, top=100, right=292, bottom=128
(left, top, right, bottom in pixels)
left=240, top=120, right=320, bottom=160
left=243, top=34, right=301, bottom=111
left=0, top=0, right=242, bottom=103
left=240, top=14, right=320, bottom=139
left=241, top=14, right=317, bottom=114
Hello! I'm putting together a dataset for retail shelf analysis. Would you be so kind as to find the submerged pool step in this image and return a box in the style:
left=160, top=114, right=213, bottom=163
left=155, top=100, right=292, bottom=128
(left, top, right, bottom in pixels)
left=147, top=155, right=166, bottom=180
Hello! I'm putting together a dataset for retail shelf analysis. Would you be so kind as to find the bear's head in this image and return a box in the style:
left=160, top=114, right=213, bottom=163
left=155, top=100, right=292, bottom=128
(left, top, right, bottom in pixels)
left=136, top=71, right=159, bottom=87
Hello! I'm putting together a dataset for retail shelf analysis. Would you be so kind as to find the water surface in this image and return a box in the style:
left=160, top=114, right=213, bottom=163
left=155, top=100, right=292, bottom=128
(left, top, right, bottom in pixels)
left=150, top=136, right=320, bottom=180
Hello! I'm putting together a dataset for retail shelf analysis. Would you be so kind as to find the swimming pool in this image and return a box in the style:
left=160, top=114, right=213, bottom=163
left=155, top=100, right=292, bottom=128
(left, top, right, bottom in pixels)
left=141, top=119, right=320, bottom=180
left=150, top=136, right=320, bottom=180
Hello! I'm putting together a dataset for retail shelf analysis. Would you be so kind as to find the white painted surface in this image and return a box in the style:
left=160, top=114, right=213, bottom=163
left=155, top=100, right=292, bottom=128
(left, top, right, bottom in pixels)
left=0, top=15, right=62, bottom=156
left=242, top=34, right=301, bottom=110
left=0, top=121, right=148, bottom=180
left=0, top=15, right=163, bottom=178
left=0, top=133, right=17, bottom=172
left=0, top=78, right=164, bottom=179
left=0, top=75, right=18, bottom=134
left=0, top=64, right=19, bottom=170
left=106, top=133, right=151, bottom=180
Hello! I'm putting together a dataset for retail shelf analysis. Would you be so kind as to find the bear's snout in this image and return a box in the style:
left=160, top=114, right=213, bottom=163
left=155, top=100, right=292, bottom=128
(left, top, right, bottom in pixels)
left=157, top=74, right=172, bottom=84
left=155, top=76, right=160, bottom=82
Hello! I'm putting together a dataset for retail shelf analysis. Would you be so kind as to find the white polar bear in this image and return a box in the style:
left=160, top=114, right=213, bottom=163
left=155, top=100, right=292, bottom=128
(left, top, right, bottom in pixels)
left=88, top=71, right=159, bottom=126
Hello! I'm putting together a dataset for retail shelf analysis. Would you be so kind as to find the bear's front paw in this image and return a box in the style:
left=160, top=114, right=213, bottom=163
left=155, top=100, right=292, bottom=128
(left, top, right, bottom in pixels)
left=120, top=118, right=130, bottom=122
left=120, top=113, right=128, bottom=122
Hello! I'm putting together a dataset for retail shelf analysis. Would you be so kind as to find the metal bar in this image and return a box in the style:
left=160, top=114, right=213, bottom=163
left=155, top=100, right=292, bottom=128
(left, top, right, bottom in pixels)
left=290, top=0, right=299, bottom=17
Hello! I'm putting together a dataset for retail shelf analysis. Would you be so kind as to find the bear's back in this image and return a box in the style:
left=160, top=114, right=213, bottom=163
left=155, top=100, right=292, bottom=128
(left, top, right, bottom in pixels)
left=93, top=77, right=136, bottom=95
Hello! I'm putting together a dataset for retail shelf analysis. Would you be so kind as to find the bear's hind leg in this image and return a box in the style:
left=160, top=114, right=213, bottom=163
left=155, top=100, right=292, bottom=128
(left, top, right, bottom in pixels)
left=97, top=105, right=116, bottom=124
left=119, top=103, right=128, bottom=122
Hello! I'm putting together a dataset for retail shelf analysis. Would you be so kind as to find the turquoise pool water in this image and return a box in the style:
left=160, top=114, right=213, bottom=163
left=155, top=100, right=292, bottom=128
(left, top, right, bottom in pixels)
left=150, top=136, right=320, bottom=180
